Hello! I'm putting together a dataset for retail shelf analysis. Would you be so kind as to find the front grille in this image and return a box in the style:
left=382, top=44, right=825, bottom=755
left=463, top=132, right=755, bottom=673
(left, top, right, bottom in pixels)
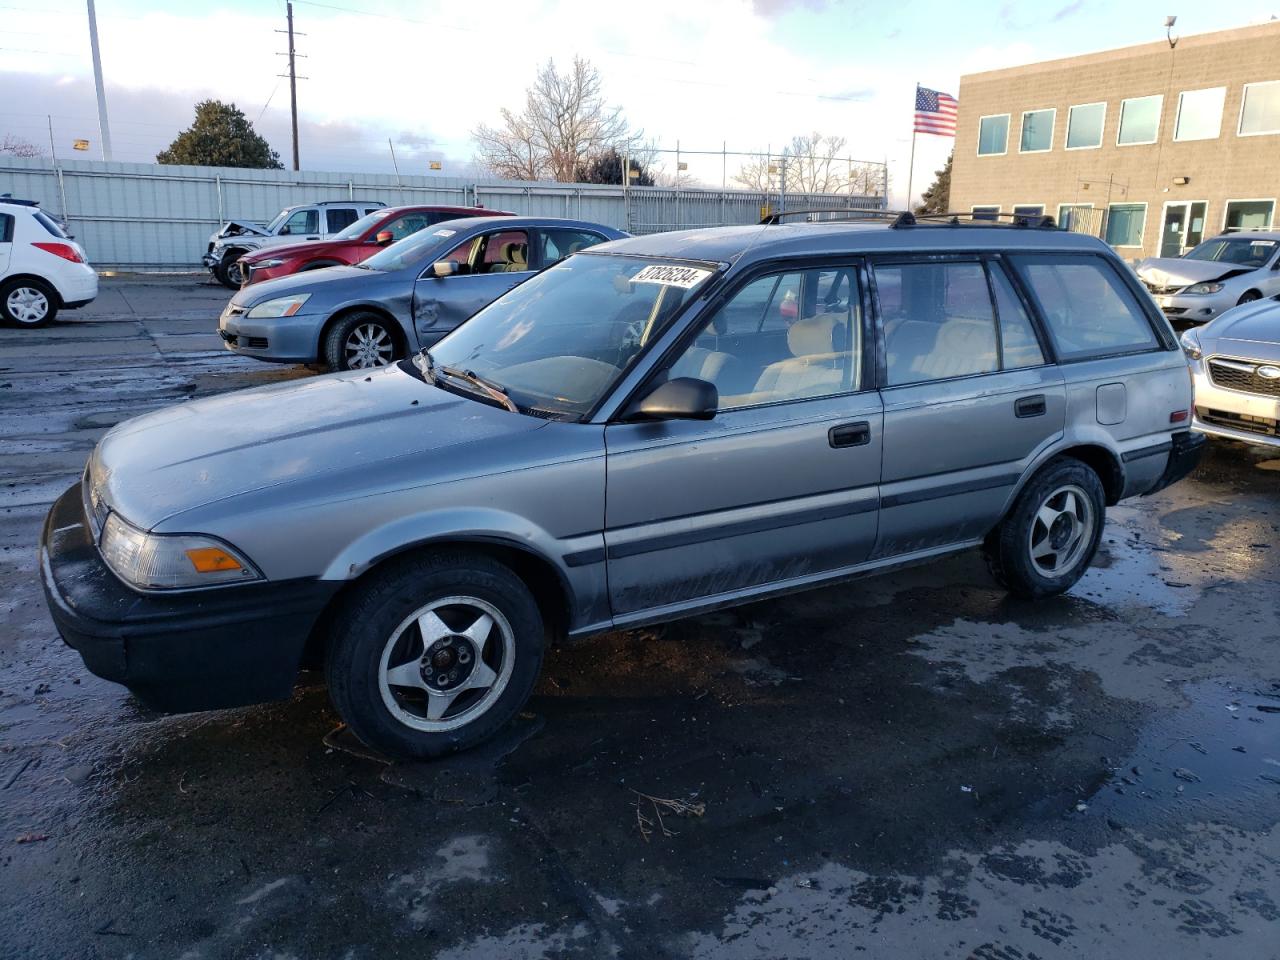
left=1207, top=357, right=1280, bottom=398
left=1199, top=407, right=1280, bottom=438
left=1162, top=306, right=1187, bottom=316
left=1144, top=281, right=1182, bottom=296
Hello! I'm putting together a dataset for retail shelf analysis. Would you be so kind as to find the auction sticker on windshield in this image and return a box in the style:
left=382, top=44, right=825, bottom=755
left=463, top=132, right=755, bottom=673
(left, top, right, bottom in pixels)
left=631, top=264, right=712, bottom=288
left=433, top=229, right=457, bottom=238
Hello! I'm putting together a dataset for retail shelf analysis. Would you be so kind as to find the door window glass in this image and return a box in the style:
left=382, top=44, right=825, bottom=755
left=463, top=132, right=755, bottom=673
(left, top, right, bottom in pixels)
left=477, top=230, right=530, bottom=274
left=1066, top=102, right=1105, bottom=148
left=989, top=265, right=1044, bottom=368
left=541, top=229, right=607, bottom=265
left=326, top=208, right=359, bottom=233
left=876, top=261, right=999, bottom=386
left=1186, top=201, right=1207, bottom=247
left=1117, top=95, right=1162, bottom=145
left=667, top=267, right=862, bottom=409
left=1010, top=255, right=1158, bottom=361
left=380, top=212, right=434, bottom=242
left=281, top=209, right=318, bottom=235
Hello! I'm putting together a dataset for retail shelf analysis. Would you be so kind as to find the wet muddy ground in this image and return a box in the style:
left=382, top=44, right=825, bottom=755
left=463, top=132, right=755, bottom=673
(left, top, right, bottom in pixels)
left=1, top=278, right=1278, bottom=959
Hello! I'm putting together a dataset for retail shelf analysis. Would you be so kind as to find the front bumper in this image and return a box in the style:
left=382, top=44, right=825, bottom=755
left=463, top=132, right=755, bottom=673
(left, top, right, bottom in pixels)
left=1149, top=290, right=1234, bottom=324
left=218, top=306, right=322, bottom=364
left=1191, top=359, right=1280, bottom=448
left=40, top=483, right=341, bottom=713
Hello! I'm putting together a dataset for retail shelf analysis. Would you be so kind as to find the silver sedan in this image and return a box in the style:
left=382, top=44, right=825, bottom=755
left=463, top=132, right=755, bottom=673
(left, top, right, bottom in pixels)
left=1137, top=232, right=1280, bottom=324
left=1181, top=298, right=1280, bottom=447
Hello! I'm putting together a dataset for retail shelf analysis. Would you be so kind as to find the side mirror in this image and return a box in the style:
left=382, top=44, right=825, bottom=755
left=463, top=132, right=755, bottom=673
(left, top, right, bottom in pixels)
left=376, top=230, right=395, bottom=246
left=625, top=377, right=718, bottom=422
left=432, top=260, right=459, bottom=278
left=279, top=225, right=291, bottom=235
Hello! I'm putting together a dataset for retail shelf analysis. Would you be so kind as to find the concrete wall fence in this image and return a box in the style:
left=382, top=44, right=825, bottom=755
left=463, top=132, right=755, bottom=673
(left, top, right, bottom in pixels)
left=0, top=158, right=885, bottom=269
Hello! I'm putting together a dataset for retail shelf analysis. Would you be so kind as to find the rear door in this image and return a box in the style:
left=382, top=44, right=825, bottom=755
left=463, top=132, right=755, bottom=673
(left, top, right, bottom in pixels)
left=871, top=255, right=1066, bottom=557
left=411, top=227, right=532, bottom=341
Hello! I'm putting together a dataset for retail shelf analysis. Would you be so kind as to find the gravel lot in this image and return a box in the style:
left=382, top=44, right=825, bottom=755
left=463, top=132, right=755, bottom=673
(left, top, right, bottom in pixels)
left=1, top=277, right=1278, bottom=960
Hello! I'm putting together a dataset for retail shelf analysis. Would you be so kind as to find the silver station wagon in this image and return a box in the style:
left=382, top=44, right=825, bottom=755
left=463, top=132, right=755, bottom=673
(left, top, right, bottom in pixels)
left=41, top=212, right=1203, bottom=757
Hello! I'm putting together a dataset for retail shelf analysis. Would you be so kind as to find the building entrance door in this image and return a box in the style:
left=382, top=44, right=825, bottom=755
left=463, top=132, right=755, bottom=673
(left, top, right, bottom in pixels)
left=1161, top=203, right=1189, bottom=258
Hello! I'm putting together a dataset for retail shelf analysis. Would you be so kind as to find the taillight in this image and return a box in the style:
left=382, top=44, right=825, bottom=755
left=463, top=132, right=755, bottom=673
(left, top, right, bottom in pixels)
left=32, top=242, right=84, bottom=263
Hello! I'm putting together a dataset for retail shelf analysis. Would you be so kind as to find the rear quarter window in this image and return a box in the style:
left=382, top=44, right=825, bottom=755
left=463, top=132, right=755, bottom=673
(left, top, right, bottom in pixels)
left=1009, top=254, right=1158, bottom=361
left=0, top=213, right=13, bottom=243
left=34, top=211, right=68, bottom=239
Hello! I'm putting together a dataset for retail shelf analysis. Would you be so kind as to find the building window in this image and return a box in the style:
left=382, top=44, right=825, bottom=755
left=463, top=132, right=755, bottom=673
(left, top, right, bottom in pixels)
left=1239, top=81, right=1280, bottom=136
left=1057, top=204, right=1094, bottom=233
left=1019, top=109, right=1054, bottom=152
left=1066, top=102, right=1106, bottom=149
left=1104, top=203, right=1147, bottom=247
left=1117, top=95, right=1162, bottom=146
left=1012, top=205, right=1044, bottom=221
left=1174, top=87, right=1225, bottom=142
left=977, top=115, right=1009, bottom=156
left=972, top=205, right=1000, bottom=221
left=1223, top=200, right=1275, bottom=231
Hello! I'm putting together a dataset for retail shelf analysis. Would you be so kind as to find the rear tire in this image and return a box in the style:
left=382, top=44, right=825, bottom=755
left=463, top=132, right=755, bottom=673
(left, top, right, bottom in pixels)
left=983, top=457, right=1106, bottom=599
left=322, top=311, right=401, bottom=371
left=0, top=278, right=58, bottom=328
left=324, top=552, right=546, bottom=758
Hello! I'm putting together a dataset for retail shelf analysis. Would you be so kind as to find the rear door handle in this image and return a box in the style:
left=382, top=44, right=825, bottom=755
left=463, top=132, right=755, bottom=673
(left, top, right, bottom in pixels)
left=829, top=421, right=871, bottom=448
left=1015, top=394, right=1047, bottom=418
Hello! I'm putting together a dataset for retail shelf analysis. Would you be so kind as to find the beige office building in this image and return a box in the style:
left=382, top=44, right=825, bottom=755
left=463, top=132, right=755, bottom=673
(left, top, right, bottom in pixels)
left=950, top=21, right=1280, bottom=260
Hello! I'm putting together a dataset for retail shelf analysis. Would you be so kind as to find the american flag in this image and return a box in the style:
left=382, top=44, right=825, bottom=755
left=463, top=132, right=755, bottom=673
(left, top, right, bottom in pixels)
left=914, top=85, right=958, bottom=137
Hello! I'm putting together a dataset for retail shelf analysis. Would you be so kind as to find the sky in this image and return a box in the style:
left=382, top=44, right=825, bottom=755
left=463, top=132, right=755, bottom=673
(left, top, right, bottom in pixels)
left=1, top=0, right=1278, bottom=207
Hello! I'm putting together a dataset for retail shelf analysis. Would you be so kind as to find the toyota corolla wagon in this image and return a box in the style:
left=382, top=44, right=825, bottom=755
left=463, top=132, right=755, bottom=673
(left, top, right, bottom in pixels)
left=41, top=212, right=1203, bottom=758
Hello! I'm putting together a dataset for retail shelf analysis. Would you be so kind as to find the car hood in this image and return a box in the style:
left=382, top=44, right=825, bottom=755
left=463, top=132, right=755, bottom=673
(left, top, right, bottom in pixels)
left=242, top=238, right=350, bottom=263
left=211, top=219, right=270, bottom=242
left=92, top=363, right=546, bottom=531
left=1135, top=257, right=1257, bottom=287
left=231, top=263, right=375, bottom=306
left=1198, top=298, right=1280, bottom=351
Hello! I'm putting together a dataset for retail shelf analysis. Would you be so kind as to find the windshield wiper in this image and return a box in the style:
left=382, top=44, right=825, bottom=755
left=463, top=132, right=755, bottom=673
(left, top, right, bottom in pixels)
left=413, top=348, right=435, bottom=380
left=437, top=364, right=519, bottom=414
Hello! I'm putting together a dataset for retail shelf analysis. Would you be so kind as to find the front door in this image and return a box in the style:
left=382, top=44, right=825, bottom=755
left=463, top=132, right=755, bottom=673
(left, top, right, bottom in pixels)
left=604, top=263, right=882, bottom=620
left=871, top=256, right=1066, bottom=557
left=1161, top=203, right=1189, bottom=258
left=413, top=227, right=534, bottom=345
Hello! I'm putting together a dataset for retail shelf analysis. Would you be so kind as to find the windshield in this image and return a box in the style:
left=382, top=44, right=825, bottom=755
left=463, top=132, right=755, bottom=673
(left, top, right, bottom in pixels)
left=333, top=209, right=385, bottom=241
left=264, top=208, right=293, bottom=233
left=1184, top=236, right=1278, bottom=267
left=362, top=225, right=463, bottom=272
left=424, top=254, right=717, bottom=420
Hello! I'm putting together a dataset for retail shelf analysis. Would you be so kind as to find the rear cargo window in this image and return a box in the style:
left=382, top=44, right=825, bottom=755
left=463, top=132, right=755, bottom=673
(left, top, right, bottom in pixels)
left=326, top=208, right=359, bottom=233
left=1010, top=254, right=1158, bottom=361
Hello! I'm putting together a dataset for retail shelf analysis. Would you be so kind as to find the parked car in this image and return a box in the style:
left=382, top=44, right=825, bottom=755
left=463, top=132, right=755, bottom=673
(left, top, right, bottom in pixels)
left=41, top=214, right=1203, bottom=758
left=1180, top=297, right=1280, bottom=447
left=203, top=200, right=387, bottom=289
left=1136, top=231, right=1280, bottom=324
left=218, top=216, right=624, bottom=371
left=0, top=196, right=97, bottom=328
left=237, top=204, right=512, bottom=286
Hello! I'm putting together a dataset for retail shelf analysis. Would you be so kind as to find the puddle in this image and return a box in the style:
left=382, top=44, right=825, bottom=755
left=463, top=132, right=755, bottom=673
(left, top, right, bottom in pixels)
left=1089, top=679, right=1280, bottom=831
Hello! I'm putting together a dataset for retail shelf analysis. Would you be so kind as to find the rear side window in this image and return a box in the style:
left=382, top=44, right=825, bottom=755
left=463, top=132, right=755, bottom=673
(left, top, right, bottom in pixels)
left=990, top=264, right=1045, bottom=368
left=1010, top=255, right=1158, bottom=361
left=0, top=213, right=13, bottom=243
left=876, top=261, right=999, bottom=386
left=326, top=208, right=359, bottom=233
left=541, top=229, right=606, bottom=266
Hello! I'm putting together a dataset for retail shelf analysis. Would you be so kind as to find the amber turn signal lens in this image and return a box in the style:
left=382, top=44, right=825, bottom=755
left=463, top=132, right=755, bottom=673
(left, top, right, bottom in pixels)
left=184, top=547, right=244, bottom=574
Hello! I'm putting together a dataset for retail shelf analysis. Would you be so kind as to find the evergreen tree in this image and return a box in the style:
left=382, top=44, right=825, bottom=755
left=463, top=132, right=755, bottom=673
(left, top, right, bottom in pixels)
left=157, top=100, right=283, bottom=169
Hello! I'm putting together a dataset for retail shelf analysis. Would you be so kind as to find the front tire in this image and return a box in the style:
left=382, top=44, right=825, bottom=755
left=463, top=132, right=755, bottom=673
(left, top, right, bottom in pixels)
left=0, top=278, right=58, bottom=328
left=325, top=552, right=546, bottom=758
left=1237, top=290, right=1261, bottom=306
left=323, top=311, right=400, bottom=371
left=983, top=457, right=1106, bottom=599
left=218, top=251, right=247, bottom=289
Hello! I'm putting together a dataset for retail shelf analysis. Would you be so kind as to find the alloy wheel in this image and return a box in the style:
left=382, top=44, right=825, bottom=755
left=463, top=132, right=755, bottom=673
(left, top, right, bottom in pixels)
left=1027, top=483, right=1095, bottom=577
left=345, top=322, right=394, bottom=368
left=6, top=286, right=50, bottom=325
left=377, top=596, right=516, bottom=732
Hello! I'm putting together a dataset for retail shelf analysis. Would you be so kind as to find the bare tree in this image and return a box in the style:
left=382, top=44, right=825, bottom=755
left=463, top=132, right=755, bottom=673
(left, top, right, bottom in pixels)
left=472, top=57, right=641, bottom=182
left=1, top=133, right=46, bottom=158
left=732, top=132, right=883, bottom=196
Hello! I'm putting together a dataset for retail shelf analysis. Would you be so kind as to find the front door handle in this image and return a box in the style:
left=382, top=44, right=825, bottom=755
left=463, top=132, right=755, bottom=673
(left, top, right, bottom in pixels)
left=1015, top=394, right=1047, bottom=418
left=829, top=421, right=871, bottom=448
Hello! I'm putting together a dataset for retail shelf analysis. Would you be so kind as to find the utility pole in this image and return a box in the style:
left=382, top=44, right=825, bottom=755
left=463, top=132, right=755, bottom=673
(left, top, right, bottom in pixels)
left=85, top=0, right=113, bottom=160
left=275, top=2, right=304, bottom=171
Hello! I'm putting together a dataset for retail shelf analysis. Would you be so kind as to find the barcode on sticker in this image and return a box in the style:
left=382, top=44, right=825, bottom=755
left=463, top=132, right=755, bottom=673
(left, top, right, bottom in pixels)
left=631, top=264, right=711, bottom=288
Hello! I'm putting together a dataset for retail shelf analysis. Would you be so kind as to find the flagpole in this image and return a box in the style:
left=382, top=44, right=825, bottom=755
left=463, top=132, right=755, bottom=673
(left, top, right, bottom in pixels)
left=906, top=83, right=918, bottom=212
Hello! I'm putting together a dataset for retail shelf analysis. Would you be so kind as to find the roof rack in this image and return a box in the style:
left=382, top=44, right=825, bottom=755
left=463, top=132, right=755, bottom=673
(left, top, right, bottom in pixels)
left=0, top=194, right=40, bottom=208
left=759, top=208, right=907, bottom=226
left=904, top=211, right=1058, bottom=229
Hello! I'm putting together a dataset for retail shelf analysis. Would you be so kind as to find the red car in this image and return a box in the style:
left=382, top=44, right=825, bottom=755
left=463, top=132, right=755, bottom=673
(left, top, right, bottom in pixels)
left=238, top=204, right=512, bottom=285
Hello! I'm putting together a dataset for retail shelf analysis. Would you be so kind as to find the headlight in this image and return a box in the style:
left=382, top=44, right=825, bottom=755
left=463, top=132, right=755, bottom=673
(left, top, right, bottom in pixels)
left=253, top=258, right=286, bottom=269
left=1179, top=329, right=1203, bottom=361
left=1183, top=282, right=1224, bottom=295
left=247, top=293, right=311, bottom=318
left=99, top=513, right=261, bottom=590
